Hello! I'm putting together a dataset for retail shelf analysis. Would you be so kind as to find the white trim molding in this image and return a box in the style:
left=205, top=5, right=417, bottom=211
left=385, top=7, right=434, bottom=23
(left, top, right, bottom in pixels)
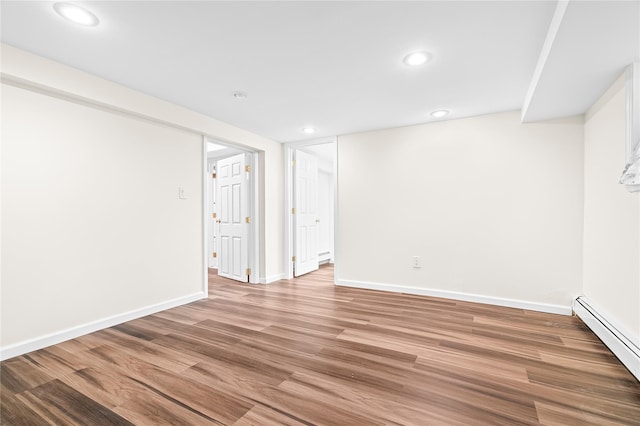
left=336, top=279, right=572, bottom=316
left=574, top=297, right=640, bottom=381
left=202, top=136, right=210, bottom=296
left=0, top=292, right=206, bottom=361
left=260, top=273, right=286, bottom=284
left=625, top=62, right=640, bottom=165
left=621, top=62, right=640, bottom=192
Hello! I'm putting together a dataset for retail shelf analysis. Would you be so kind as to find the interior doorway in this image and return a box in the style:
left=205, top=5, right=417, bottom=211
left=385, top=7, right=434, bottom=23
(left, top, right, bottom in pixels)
left=285, top=138, right=336, bottom=279
left=205, top=139, right=260, bottom=284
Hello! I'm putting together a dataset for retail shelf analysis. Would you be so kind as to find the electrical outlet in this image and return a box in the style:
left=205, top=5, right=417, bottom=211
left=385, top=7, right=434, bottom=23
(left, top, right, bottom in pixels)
left=178, top=186, right=186, bottom=199
left=412, top=256, right=421, bottom=268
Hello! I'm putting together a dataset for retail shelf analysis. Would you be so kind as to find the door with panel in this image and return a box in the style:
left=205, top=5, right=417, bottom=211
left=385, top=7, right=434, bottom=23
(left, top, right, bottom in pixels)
left=208, top=163, right=218, bottom=268
left=294, top=149, right=319, bottom=277
left=216, top=153, right=249, bottom=282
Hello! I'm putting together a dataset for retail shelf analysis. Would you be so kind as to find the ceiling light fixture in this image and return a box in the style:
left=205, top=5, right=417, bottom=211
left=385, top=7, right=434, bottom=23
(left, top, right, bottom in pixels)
left=403, top=51, right=431, bottom=66
left=53, top=3, right=99, bottom=27
left=431, top=110, right=450, bottom=118
left=233, top=91, right=248, bottom=99
left=302, top=127, right=317, bottom=135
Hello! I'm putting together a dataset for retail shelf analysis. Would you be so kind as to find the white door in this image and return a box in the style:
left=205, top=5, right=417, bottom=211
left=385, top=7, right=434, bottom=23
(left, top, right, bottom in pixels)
left=294, top=150, right=319, bottom=277
left=216, top=153, right=249, bottom=282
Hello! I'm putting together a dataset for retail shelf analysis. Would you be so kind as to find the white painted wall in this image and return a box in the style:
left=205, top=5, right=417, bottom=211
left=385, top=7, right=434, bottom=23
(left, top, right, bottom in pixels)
left=337, top=111, right=584, bottom=313
left=1, top=44, right=284, bottom=285
left=1, top=83, right=203, bottom=347
left=0, top=45, right=285, bottom=357
left=583, top=75, right=640, bottom=345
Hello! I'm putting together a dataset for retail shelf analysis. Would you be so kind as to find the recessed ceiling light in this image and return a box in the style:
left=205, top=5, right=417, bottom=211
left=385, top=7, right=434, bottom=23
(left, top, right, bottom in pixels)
left=233, top=91, right=248, bottom=99
left=431, top=110, right=450, bottom=118
left=302, top=127, right=317, bottom=135
left=403, top=51, right=432, bottom=66
left=53, top=3, right=99, bottom=27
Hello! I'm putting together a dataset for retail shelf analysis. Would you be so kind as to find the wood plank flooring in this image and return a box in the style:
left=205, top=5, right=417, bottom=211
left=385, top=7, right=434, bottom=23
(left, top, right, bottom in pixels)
left=2, top=265, right=639, bottom=425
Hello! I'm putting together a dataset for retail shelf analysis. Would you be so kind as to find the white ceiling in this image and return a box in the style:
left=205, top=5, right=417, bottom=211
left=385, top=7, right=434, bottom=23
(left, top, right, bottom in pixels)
left=1, top=1, right=638, bottom=143
left=523, top=0, right=639, bottom=122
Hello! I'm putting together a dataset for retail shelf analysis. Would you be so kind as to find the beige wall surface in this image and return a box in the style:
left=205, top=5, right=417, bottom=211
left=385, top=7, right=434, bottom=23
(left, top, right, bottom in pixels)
left=0, top=44, right=284, bottom=284
left=1, top=83, right=203, bottom=346
left=337, top=111, right=585, bottom=309
left=583, top=75, right=640, bottom=343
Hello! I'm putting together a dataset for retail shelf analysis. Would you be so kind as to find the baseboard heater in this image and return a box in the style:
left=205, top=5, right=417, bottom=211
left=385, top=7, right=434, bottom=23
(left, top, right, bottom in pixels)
left=574, top=297, right=640, bottom=381
left=318, top=251, right=332, bottom=265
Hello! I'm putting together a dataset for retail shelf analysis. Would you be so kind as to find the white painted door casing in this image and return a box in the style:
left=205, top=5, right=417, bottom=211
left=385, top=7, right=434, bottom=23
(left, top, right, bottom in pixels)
left=208, top=162, right=217, bottom=268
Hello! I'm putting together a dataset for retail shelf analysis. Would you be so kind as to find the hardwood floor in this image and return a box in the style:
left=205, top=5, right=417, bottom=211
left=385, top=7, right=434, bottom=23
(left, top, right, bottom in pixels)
left=2, top=265, right=639, bottom=425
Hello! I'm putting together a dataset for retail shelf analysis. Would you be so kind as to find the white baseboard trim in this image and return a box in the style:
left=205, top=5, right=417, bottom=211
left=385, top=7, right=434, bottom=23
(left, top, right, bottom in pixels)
left=260, top=273, right=286, bottom=284
left=574, top=297, right=640, bottom=381
left=335, top=279, right=572, bottom=316
left=0, top=291, right=206, bottom=361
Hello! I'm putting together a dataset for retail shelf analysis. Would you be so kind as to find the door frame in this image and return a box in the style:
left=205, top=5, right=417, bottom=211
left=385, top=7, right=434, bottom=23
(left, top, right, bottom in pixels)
left=284, top=137, right=337, bottom=280
left=203, top=137, right=261, bottom=291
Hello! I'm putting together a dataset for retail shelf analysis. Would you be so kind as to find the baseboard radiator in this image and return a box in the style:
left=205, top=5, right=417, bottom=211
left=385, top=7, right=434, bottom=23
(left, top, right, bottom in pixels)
left=574, top=297, right=640, bottom=381
left=318, top=251, right=332, bottom=265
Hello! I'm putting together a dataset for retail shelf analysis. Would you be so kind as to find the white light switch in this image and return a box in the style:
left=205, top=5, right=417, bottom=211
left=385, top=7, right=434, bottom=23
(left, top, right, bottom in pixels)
left=178, top=187, right=186, bottom=199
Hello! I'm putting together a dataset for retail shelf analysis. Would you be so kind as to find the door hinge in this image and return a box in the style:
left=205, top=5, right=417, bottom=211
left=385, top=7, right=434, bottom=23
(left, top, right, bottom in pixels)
left=292, top=256, right=296, bottom=262
left=291, top=207, right=296, bottom=214
left=213, top=252, right=217, bottom=258
left=212, top=173, right=216, bottom=179
left=245, top=216, right=251, bottom=224
left=292, top=160, right=296, bottom=167
left=245, top=165, right=251, bottom=172
left=246, top=268, right=251, bottom=276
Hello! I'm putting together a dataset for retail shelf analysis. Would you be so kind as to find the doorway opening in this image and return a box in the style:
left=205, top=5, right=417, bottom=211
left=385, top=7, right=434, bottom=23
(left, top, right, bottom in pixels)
left=204, top=138, right=260, bottom=286
left=284, top=138, right=337, bottom=279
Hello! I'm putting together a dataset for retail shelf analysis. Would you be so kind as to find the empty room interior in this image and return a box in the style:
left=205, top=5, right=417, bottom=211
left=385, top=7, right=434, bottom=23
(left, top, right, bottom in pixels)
left=1, top=1, right=640, bottom=425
